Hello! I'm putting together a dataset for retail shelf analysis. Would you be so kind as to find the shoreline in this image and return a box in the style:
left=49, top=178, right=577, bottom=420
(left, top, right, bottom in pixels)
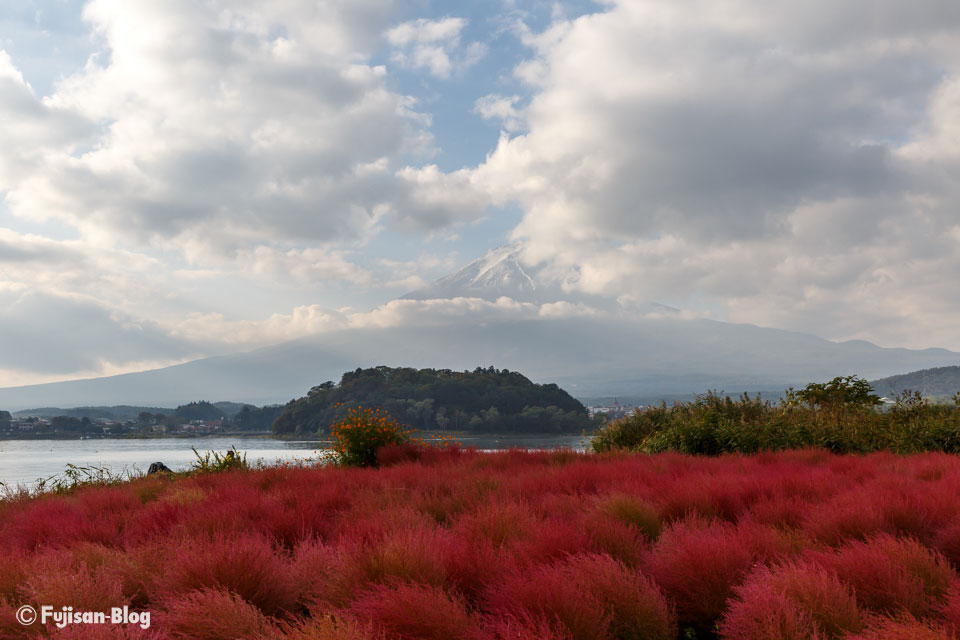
left=0, top=430, right=589, bottom=442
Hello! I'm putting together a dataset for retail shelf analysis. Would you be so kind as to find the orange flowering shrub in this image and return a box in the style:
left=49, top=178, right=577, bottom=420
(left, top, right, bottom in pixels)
left=329, top=406, right=410, bottom=467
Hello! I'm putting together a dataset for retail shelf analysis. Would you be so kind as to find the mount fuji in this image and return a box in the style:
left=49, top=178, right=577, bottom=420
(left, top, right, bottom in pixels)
left=402, top=242, right=674, bottom=315
left=403, top=243, right=543, bottom=303
left=1, top=244, right=958, bottom=410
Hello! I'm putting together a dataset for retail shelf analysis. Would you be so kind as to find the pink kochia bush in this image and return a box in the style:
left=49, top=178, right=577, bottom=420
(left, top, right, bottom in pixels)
left=484, top=553, right=674, bottom=640
left=642, top=516, right=789, bottom=634
left=7, top=449, right=960, bottom=638
left=719, top=560, right=864, bottom=639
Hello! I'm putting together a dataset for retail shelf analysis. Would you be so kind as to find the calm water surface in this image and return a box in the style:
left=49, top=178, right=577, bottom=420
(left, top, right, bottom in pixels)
left=0, top=435, right=589, bottom=487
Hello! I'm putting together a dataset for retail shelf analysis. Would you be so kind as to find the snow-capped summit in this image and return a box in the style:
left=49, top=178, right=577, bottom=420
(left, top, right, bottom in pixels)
left=403, top=243, right=546, bottom=303
left=404, top=243, right=678, bottom=314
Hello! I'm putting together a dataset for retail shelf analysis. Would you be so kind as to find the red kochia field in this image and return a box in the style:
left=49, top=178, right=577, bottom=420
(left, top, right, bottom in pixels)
left=5, top=448, right=960, bottom=639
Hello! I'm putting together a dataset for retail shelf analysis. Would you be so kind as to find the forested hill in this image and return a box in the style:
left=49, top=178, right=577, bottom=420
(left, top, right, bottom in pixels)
left=871, top=366, right=960, bottom=401
left=272, top=366, right=590, bottom=435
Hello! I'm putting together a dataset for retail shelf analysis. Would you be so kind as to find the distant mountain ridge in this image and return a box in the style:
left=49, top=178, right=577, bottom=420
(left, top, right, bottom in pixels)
left=0, top=243, right=958, bottom=410
left=13, top=402, right=252, bottom=420
left=0, top=316, right=956, bottom=411
left=871, top=366, right=960, bottom=401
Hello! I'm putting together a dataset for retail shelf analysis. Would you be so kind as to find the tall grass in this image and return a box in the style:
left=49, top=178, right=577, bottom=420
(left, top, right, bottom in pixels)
left=592, top=387, right=960, bottom=455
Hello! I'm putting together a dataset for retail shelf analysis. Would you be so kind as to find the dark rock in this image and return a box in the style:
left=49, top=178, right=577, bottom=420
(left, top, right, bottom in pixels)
left=147, top=461, right=173, bottom=474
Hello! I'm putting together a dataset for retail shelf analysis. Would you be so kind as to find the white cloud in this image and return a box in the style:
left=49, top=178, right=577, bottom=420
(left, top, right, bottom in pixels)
left=0, top=288, right=203, bottom=382
left=241, top=246, right=372, bottom=285
left=460, top=0, right=960, bottom=350
left=386, top=17, right=486, bottom=78
left=393, top=164, right=490, bottom=230
left=151, top=294, right=602, bottom=356
left=474, top=93, right=524, bottom=131
left=383, top=275, right=429, bottom=290
left=0, top=50, right=92, bottom=184
left=0, top=2, right=481, bottom=264
left=170, top=305, right=345, bottom=347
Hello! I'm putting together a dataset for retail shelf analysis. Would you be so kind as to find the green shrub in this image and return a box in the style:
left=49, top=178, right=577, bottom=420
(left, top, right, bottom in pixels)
left=329, top=406, right=409, bottom=467
left=191, top=446, right=247, bottom=472
left=592, top=377, right=960, bottom=456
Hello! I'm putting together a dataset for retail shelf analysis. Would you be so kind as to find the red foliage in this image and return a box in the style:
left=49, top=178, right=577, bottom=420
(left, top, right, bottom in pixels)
left=0, top=598, right=42, bottom=639
left=643, top=516, right=790, bottom=633
left=47, top=624, right=163, bottom=639
left=938, top=579, right=960, bottom=636
left=876, top=478, right=958, bottom=543
left=580, top=510, right=648, bottom=567
left=484, top=615, right=568, bottom=640
left=437, top=534, right=513, bottom=603
left=6, top=450, right=960, bottom=639
left=6, top=498, right=120, bottom=550
left=280, top=614, right=376, bottom=640
left=452, top=500, right=535, bottom=549
left=291, top=539, right=347, bottom=607
left=360, top=527, right=449, bottom=588
left=158, top=588, right=277, bottom=640
left=933, top=521, right=960, bottom=569
left=158, top=533, right=299, bottom=616
left=803, top=534, right=955, bottom=618
left=375, top=443, right=423, bottom=467
left=20, top=548, right=128, bottom=612
left=122, top=499, right=187, bottom=544
left=594, top=493, right=661, bottom=540
left=510, top=517, right=592, bottom=565
left=718, top=560, right=863, bottom=639
left=746, top=494, right=809, bottom=529
left=485, top=553, right=674, bottom=640
left=350, top=582, right=478, bottom=640
left=655, top=473, right=751, bottom=522
left=0, top=549, right=25, bottom=601
left=844, top=615, right=952, bottom=640
left=563, top=553, right=676, bottom=640
left=801, top=487, right=887, bottom=545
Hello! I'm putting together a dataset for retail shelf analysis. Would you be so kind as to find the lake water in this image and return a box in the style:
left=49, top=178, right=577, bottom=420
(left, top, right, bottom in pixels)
left=0, top=434, right=590, bottom=488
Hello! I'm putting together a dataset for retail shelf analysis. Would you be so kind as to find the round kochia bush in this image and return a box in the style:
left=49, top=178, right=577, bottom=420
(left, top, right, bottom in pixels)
left=329, top=406, right=409, bottom=467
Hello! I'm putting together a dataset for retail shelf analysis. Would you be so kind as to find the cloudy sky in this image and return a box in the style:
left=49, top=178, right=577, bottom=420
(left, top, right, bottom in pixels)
left=1, top=0, right=959, bottom=387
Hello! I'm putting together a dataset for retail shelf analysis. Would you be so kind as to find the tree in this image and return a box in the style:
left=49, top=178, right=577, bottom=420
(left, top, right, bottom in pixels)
left=50, top=416, right=83, bottom=432
left=791, top=375, right=881, bottom=438
left=482, top=406, right=502, bottom=430
left=795, top=375, right=881, bottom=409
left=233, top=404, right=284, bottom=430
left=174, top=401, right=223, bottom=421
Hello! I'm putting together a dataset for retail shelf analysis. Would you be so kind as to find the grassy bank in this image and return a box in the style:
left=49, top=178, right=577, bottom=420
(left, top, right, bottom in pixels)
left=592, top=382, right=960, bottom=455
left=4, top=448, right=960, bottom=638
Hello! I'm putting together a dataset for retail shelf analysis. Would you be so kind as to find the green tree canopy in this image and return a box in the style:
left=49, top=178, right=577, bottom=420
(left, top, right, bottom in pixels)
left=273, top=366, right=588, bottom=436
left=792, top=375, right=881, bottom=409
left=173, top=401, right=224, bottom=421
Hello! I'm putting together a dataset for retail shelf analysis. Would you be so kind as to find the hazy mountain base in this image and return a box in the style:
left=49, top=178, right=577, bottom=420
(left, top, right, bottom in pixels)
left=0, top=316, right=957, bottom=412
left=11, top=401, right=250, bottom=421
